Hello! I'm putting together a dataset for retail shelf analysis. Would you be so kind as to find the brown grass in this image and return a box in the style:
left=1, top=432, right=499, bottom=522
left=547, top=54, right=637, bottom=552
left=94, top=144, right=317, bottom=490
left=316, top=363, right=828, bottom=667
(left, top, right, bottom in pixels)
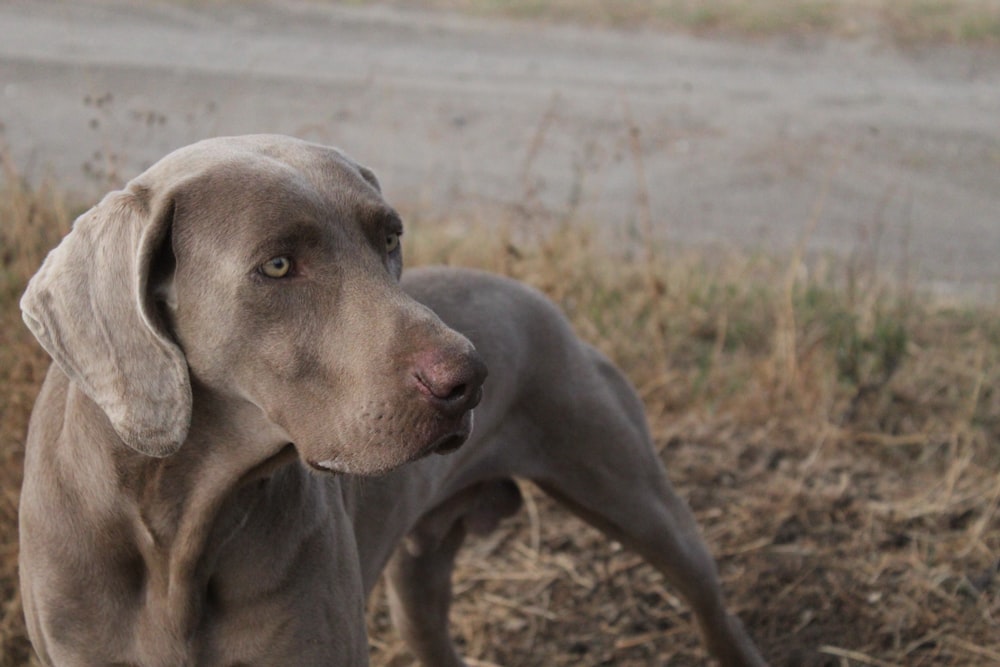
left=355, top=0, right=1000, bottom=47
left=1, top=168, right=998, bottom=666
left=0, top=152, right=73, bottom=667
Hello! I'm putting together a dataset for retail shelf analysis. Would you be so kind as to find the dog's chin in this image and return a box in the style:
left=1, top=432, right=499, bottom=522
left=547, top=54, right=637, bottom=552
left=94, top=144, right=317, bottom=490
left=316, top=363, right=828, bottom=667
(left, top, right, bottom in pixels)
left=303, top=410, right=474, bottom=476
left=424, top=408, right=474, bottom=456
left=428, top=431, right=468, bottom=456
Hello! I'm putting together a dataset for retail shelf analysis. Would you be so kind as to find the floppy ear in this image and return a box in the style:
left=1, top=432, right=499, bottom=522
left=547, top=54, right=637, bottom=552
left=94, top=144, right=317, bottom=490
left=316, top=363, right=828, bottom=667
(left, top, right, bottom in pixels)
left=20, top=186, right=191, bottom=457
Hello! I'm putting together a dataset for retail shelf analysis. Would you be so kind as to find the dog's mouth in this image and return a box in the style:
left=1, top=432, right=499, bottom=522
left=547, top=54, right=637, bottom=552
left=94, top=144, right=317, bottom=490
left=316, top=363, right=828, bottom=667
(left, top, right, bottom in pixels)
left=431, top=432, right=467, bottom=455
left=429, top=407, right=474, bottom=455
left=304, top=409, right=474, bottom=475
left=307, top=456, right=353, bottom=474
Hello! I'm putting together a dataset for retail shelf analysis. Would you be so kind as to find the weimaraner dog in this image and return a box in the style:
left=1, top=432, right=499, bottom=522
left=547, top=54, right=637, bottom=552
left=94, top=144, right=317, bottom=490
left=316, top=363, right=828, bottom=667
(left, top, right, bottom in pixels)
left=19, top=135, right=767, bottom=666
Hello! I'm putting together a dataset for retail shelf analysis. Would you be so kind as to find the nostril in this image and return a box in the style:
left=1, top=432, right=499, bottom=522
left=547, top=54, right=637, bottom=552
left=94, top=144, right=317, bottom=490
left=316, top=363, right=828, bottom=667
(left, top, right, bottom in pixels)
left=413, top=346, right=487, bottom=413
left=415, top=372, right=467, bottom=403
left=444, top=383, right=467, bottom=402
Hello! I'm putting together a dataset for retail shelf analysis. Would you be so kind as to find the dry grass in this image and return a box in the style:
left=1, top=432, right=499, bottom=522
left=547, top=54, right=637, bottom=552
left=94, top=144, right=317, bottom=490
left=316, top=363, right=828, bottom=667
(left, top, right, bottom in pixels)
left=1, top=170, right=998, bottom=667
left=383, top=211, right=1000, bottom=666
left=0, top=153, right=72, bottom=667
left=356, top=0, right=1000, bottom=46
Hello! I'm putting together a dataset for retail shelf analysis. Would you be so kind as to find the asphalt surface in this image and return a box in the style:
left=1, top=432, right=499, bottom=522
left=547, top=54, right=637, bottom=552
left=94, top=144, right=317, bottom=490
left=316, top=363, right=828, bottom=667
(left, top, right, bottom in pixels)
left=2, top=0, right=998, bottom=297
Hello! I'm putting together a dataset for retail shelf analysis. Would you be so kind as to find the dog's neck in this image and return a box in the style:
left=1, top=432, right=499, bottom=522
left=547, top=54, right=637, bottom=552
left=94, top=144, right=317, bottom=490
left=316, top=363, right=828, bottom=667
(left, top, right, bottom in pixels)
left=120, top=408, right=294, bottom=558
left=63, top=381, right=301, bottom=659
left=24, top=374, right=368, bottom=665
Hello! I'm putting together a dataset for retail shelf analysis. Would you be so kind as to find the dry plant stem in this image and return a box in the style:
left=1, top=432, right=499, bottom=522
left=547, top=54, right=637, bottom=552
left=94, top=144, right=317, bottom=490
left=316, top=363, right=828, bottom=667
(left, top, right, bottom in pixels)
left=619, top=96, right=657, bottom=270
left=519, top=480, right=543, bottom=557
left=819, top=644, right=901, bottom=667
left=520, top=92, right=560, bottom=207
left=621, top=96, right=671, bottom=380
left=776, top=147, right=843, bottom=395
left=958, top=472, right=1000, bottom=558
left=959, top=343, right=986, bottom=426
left=945, top=636, right=1000, bottom=663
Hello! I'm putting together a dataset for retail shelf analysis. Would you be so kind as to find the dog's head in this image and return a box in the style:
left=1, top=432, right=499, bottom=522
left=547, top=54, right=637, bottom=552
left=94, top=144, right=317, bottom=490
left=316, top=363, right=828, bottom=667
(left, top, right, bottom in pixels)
left=21, top=135, right=486, bottom=475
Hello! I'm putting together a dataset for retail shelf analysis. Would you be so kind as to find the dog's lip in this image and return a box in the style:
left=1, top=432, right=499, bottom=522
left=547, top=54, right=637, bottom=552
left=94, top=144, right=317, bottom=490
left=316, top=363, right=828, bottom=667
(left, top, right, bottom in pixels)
left=431, top=432, right=467, bottom=455
left=303, top=409, right=474, bottom=473
left=428, top=410, right=474, bottom=456
left=306, top=457, right=351, bottom=474
left=469, top=385, right=484, bottom=410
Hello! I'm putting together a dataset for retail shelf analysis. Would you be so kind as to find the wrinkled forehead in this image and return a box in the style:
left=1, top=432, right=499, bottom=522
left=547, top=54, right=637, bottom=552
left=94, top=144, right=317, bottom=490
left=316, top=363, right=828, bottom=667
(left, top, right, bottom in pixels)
left=151, top=135, right=378, bottom=198
left=141, top=136, right=393, bottom=240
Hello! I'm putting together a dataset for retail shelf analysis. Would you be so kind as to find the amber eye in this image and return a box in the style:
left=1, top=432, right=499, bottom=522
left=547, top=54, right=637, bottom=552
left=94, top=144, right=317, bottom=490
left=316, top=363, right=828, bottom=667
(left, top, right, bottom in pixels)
left=385, top=232, right=401, bottom=254
left=261, top=256, right=293, bottom=278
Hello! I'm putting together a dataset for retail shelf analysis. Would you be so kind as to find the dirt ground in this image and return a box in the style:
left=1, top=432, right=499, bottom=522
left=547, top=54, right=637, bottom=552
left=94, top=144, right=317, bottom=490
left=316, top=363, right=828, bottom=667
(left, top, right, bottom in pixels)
left=1, top=0, right=998, bottom=298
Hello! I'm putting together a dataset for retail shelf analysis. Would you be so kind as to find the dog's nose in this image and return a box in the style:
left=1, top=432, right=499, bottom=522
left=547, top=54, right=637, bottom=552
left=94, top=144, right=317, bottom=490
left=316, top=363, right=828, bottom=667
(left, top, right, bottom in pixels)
left=414, top=348, right=487, bottom=418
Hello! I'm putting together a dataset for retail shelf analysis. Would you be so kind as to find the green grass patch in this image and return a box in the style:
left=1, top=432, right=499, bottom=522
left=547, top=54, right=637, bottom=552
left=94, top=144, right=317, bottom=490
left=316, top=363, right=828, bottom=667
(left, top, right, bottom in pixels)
left=358, top=0, right=1000, bottom=46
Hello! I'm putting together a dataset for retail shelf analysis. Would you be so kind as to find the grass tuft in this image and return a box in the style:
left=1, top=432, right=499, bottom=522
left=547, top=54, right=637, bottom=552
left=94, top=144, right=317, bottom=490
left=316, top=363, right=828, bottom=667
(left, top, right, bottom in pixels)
left=0, top=152, right=68, bottom=667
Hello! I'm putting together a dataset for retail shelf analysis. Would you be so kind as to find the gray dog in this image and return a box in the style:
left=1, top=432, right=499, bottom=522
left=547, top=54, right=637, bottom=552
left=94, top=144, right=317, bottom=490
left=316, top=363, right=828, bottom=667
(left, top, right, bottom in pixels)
left=19, top=135, right=766, bottom=666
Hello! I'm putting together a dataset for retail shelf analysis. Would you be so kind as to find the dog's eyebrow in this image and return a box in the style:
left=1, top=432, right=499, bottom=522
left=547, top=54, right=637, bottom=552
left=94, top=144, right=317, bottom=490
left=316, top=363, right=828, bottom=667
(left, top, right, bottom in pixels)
left=249, top=220, right=324, bottom=260
left=367, top=206, right=403, bottom=233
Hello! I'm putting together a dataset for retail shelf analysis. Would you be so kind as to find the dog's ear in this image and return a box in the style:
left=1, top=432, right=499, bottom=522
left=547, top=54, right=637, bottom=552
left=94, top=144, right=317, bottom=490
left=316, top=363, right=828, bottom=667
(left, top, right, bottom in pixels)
left=20, top=185, right=191, bottom=457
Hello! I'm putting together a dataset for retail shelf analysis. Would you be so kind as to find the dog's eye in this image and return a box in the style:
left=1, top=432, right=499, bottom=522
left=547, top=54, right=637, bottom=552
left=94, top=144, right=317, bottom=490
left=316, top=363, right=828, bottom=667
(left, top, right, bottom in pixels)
left=261, top=256, right=293, bottom=278
left=385, top=232, right=401, bottom=254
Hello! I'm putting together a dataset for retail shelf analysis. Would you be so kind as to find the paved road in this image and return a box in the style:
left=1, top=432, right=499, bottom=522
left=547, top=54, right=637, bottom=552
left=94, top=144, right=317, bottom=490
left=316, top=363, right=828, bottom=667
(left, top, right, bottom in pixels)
left=2, top=0, right=998, bottom=297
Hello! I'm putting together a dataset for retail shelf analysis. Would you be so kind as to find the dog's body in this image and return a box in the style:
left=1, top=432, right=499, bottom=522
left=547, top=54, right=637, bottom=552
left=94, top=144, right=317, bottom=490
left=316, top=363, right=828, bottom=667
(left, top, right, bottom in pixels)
left=19, top=135, right=766, bottom=666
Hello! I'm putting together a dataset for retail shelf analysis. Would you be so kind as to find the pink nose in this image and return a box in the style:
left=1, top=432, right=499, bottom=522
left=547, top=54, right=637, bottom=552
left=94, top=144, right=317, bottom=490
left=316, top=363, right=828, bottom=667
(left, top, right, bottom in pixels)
left=413, top=348, right=487, bottom=418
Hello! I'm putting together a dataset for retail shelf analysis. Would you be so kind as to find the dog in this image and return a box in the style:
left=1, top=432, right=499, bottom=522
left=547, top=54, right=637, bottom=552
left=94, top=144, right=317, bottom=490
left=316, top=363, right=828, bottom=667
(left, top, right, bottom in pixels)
left=18, top=135, right=767, bottom=666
